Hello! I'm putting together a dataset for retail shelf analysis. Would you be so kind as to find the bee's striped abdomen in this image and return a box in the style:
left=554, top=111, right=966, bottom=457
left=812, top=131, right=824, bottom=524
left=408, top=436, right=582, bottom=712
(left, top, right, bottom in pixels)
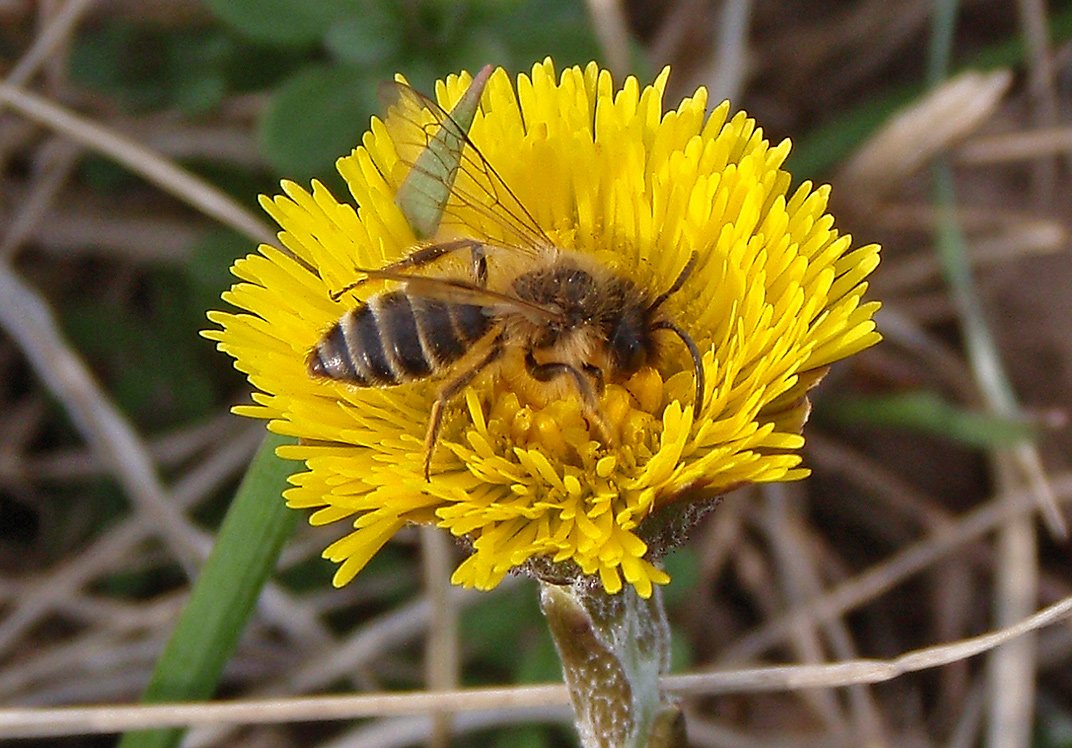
left=308, top=291, right=492, bottom=386
left=417, top=297, right=491, bottom=365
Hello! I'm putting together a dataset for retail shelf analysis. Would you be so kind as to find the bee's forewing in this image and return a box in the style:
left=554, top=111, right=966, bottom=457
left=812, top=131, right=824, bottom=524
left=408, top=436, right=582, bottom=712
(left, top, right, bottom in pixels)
left=379, top=77, right=473, bottom=240
left=378, top=73, right=552, bottom=254
left=365, top=270, right=564, bottom=324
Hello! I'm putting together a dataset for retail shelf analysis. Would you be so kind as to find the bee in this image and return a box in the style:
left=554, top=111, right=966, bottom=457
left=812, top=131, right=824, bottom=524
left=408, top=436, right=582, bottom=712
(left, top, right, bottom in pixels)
left=308, top=71, right=705, bottom=480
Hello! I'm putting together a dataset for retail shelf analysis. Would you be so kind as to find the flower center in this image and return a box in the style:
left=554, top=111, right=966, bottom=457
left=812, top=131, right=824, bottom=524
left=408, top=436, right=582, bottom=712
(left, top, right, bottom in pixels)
left=463, top=363, right=669, bottom=473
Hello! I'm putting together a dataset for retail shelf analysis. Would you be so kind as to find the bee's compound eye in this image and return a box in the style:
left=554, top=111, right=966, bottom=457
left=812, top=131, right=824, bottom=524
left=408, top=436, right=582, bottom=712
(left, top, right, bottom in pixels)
left=609, top=317, right=648, bottom=374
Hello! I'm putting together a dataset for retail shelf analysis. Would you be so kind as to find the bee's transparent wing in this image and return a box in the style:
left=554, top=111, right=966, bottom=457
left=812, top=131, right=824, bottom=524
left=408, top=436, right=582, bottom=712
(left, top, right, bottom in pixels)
left=379, top=77, right=552, bottom=254
left=359, top=266, right=563, bottom=323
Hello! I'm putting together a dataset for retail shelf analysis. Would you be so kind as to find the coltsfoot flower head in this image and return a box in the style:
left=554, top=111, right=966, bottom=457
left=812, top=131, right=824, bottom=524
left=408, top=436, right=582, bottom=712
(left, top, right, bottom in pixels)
left=206, top=59, right=881, bottom=599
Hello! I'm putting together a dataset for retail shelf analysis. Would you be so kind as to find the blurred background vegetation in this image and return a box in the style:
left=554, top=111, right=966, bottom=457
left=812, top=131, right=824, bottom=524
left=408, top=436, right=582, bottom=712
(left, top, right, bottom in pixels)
left=2, top=1, right=1072, bottom=746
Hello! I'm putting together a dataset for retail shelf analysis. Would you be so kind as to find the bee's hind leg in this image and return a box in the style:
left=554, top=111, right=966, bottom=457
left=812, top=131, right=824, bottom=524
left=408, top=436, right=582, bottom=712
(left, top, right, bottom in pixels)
left=331, top=239, right=488, bottom=301
left=524, top=352, right=612, bottom=444
left=385, top=239, right=487, bottom=280
left=422, top=335, right=505, bottom=481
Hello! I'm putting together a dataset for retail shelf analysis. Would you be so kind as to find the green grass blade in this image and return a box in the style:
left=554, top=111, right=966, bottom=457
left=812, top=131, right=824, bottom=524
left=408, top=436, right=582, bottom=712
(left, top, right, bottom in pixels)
left=827, top=391, right=1036, bottom=449
left=118, top=431, right=298, bottom=748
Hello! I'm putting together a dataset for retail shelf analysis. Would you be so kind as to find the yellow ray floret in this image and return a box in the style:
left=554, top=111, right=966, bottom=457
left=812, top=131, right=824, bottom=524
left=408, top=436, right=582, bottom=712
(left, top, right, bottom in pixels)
left=205, top=58, right=881, bottom=598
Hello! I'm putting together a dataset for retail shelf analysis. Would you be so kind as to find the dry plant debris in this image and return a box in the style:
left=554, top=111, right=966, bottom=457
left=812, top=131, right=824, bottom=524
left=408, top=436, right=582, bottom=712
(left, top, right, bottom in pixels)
left=1, top=1, right=1071, bottom=746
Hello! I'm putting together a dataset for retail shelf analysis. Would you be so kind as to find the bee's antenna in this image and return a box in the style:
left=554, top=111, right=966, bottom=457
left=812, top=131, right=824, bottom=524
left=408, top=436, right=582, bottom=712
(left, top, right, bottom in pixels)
left=652, top=320, right=706, bottom=414
left=648, top=252, right=705, bottom=411
left=649, top=251, right=698, bottom=311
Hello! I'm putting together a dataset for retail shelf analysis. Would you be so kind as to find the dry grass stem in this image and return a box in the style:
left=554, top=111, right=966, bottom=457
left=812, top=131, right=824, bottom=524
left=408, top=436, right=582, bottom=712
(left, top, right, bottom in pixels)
left=0, top=137, right=81, bottom=260
left=288, top=584, right=503, bottom=695
left=987, top=453, right=1039, bottom=748
left=0, top=267, right=211, bottom=575
left=0, top=593, right=1068, bottom=739
left=957, top=127, right=1072, bottom=164
left=0, top=201, right=202, bottom=262
left=1015, top=0, right=1061, bottom=202
left=876, top=218, right=1065, bottom=293
left=688, top=0, right=753, bottom=106
left=837, top=69, right=1013, bottom=207
left=313, top=707, right=574, bottom=748
left=719, top=473, right=1072, bottom=663
left=419, top=526, right=459, bottom=748
left=0, top=83, right=273, bottom=244
left=4, top=0, right=95, bottom=89
left=760, top=485, right=884, bottom=744
left=584, top=0, right=632, bottom=77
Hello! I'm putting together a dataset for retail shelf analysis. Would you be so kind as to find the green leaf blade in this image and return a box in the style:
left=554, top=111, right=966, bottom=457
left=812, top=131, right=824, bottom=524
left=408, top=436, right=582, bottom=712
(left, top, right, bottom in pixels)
left=828, top=391, right=1037, bottom=449
left=118, top=433, right=297, bottom=748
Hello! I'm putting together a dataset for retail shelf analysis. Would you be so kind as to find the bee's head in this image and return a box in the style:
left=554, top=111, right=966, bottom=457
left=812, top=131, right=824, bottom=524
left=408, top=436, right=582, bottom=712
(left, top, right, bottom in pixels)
left=607, top=307, right=655, bottom=374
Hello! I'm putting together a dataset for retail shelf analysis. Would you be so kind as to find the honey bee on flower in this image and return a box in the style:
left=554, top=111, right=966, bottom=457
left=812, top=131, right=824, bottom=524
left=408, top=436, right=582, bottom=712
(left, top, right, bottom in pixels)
left=307, top=67, right=706, bottom=481
left=207, top=60, right=881, bottom=598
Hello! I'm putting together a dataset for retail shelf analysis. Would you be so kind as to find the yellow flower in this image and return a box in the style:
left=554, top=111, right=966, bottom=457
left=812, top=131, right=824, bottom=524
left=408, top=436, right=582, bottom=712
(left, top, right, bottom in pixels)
left=206, top=59, right=880, bottom=599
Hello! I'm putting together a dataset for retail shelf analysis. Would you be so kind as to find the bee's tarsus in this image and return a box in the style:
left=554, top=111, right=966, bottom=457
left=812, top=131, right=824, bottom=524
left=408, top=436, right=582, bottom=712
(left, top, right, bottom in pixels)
left=332, top=239, right=492, bottom=306
left=524, top=352, right=600, bottom=406
left=420, top=336, right=506, bottom=481
left=423, top=398, right=444, bottom=482
left=582, top=363, right=606, bottom=395
left=523, top=351, right=614, bottom=438
left=647, top=252, right=705, bottom=414
left=329, top=281, right=361, bottom=302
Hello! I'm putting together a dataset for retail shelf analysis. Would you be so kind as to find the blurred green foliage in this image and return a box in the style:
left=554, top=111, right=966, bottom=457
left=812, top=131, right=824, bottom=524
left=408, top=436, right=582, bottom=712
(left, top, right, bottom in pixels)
left=64, top=4, right=601, bottom=744
left=69, top=20, right=295, bottom=114
left=826, top=391, right=1038, bottom=449
left=204, top=0, right=601, bottom=181
left=63, top=269, right=217, bottom=427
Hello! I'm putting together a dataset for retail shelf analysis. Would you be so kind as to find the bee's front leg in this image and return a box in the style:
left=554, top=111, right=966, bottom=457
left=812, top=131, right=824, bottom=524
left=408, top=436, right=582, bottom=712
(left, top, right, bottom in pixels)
left=524, top=352, right=611, bottom=444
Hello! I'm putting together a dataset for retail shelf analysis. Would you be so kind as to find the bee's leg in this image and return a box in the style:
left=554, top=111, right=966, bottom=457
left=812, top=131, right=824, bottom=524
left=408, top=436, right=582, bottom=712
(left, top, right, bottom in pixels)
left=331, top=239, right=485, bottom=300
left=381, top=240, right=487, bottom=285
left=471, top=245, right=488, bottom=287
left=383, top=239, right=486, bottom=275
left=423, top=335, right=505, bottom=481
left=581, top=363, right=605, bottom=395
left=524, top=352, right=611, bottom=441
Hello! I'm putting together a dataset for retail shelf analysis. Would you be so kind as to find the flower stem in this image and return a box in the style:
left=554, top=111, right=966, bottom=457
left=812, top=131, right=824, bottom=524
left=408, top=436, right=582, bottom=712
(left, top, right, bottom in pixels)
left=539, top=581, right=684, bottom=747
